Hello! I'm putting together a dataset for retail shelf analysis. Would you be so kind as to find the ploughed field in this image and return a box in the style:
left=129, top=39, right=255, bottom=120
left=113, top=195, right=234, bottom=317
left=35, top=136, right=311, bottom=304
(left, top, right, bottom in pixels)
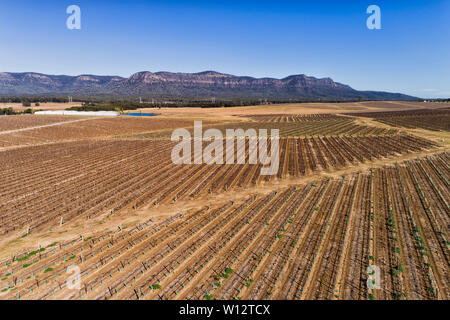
left=0, top=134, right=437, bottom=235
left=0, top=153, right=448, bottom=300
left=0, top=115, right=90, bottom=132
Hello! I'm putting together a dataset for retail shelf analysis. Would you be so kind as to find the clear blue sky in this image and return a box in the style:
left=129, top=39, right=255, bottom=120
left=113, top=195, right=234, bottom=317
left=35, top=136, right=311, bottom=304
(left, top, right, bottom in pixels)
left=0, top=0, right=449, bottom=98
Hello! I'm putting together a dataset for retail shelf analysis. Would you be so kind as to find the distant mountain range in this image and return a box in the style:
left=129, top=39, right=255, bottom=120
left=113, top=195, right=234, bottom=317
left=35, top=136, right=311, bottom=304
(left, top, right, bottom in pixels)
left=0, top=71, right=418, bottom=101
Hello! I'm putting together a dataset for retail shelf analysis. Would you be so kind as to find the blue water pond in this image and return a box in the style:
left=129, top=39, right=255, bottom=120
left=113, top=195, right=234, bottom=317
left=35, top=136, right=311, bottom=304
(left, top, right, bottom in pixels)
left=123, top=113, right=159, bottom=117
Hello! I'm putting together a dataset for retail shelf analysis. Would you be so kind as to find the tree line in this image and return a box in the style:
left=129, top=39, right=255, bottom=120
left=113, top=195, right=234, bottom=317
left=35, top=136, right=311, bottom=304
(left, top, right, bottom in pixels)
left=0, top=107, right=34, bottom=115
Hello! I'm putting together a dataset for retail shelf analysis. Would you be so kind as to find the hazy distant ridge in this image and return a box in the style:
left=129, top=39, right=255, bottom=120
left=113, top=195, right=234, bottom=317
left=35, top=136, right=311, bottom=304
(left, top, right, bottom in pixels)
left=0, top=71, right=417, bottom=100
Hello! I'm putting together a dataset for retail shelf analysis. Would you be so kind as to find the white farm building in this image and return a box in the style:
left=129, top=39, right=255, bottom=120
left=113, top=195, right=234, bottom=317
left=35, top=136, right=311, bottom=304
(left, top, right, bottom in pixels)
left=35, top=110, right=120, bottom=116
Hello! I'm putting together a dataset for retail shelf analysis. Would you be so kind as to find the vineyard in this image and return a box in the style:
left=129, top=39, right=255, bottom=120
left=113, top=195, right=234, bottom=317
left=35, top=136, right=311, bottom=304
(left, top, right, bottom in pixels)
left=0, top=106, right=448, bottom=301
left=349, top=108, right=450, bottom=132
left=0, top=116, right=201, bottom=148
left=141, top=117, right=398, bottom=139
left=0, top=134, right=437, bottom=235
left=248, top=113, right=350, bottom=123
left=0, top=153, right=448, bottom=300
